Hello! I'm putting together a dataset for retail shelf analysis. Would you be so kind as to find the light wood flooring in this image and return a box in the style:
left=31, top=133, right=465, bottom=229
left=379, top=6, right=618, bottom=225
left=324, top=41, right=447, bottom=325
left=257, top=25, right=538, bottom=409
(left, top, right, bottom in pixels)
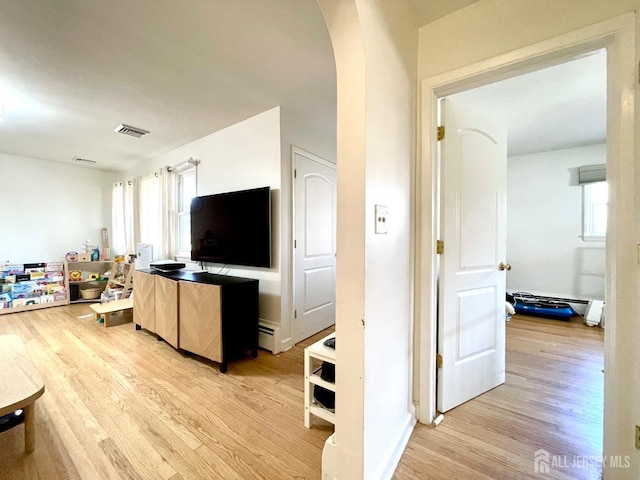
left=0, top=304, right=333, bottom=480
left=395, top=314, right=604, bottom=480
left=0, top=308, right=603, bottom=479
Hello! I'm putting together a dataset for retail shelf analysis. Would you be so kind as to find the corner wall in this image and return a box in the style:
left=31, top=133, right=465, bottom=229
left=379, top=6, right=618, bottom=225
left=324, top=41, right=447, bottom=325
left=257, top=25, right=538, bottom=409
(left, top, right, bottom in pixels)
left=507, top=145, right=606, bottom=300
left=0, top=153, right=115, bottom=263
left=120, top=108, right=283, bottom=338
left=359, top=0, right=416, bottom=478
left=318, top=0, right=417, bottom=478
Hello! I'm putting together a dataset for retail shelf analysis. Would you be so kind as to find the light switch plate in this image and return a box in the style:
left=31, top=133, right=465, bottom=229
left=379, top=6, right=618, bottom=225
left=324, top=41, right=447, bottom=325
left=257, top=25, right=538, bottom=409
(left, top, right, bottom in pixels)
left=375, top=205, right=388, bottom=234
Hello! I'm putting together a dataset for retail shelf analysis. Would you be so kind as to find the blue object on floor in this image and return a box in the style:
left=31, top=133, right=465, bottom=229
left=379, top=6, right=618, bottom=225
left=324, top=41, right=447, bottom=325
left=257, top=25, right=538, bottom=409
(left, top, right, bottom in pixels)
left=513, top=299, right=576, bottom=319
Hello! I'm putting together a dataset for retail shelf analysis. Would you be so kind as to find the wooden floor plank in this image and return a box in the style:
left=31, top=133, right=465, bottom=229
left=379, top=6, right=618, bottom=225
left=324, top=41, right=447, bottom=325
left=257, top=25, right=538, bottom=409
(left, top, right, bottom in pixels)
left=0, top=304, right=331, bottom=480
left=0, top=307, right=602, bottom=479
left=394, top=314, right=604, bottom=480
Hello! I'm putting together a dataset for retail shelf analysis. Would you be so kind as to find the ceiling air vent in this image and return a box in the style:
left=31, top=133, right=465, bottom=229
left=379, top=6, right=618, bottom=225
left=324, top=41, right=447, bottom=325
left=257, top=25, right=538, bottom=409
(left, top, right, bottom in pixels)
left=73, top=156, right=97, bottom=165
left=114, top=123, right=150, bottom=138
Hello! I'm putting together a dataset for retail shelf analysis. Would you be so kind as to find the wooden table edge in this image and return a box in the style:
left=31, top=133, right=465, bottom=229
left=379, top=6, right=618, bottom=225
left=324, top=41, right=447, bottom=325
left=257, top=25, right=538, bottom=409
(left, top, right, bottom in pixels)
left=0, top=385, right=45, bottom=418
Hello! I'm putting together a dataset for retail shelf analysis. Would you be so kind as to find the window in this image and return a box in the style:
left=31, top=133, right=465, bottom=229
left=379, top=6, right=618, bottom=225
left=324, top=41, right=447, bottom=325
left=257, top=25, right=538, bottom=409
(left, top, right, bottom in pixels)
left=583, top=181, right=607, bottom=241
left=176, top=169, right=196, bottom=257
left=112, top=168, right=183, bottom=259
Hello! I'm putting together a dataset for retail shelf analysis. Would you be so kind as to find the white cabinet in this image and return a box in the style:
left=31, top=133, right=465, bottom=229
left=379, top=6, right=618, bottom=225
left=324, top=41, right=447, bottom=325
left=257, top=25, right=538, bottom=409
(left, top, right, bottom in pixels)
left=304, top=332, right=336, bottom=428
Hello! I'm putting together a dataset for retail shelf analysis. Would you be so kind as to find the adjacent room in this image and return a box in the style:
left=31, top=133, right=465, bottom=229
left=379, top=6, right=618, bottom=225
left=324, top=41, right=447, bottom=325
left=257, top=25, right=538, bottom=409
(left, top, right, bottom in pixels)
left=0, top=1, right=339, bottom=478
left=1, top=1, right=638, bottom=479
left=397, top=50, right=607, bottom=479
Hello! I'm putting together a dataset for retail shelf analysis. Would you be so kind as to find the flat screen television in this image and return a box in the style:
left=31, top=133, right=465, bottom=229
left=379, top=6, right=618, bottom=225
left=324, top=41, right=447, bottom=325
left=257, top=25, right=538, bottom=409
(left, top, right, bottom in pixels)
left=190, top=186, right=271, bottom=268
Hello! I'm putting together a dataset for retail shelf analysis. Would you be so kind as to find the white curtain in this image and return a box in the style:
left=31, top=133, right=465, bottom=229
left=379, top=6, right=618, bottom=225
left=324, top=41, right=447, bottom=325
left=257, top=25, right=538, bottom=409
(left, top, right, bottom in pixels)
left=124, top=180, right=137, bottom=255
left=160, top=168, right=177, bottom=260
left=111, top=168, right=177, bottom=260
left=112, top=180, right=137, bottom=256
left=112, top=182, right=125, bottom=255
left=138, top=171, right=161, bottom=259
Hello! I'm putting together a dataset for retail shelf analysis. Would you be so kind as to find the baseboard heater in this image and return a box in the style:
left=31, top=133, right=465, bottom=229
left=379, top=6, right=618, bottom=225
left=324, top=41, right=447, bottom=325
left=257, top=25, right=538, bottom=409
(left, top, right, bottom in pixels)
left=258, top=320, right=281, bottom=354
left=258, top=324, right=275, bottom=335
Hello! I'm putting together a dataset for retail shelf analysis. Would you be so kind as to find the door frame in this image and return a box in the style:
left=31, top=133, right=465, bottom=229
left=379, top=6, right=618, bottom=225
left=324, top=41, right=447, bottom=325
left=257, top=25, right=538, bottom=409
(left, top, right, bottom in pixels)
left=291, top=145, right=337, bottom=344
left=415, top=13, right=635, bottom=423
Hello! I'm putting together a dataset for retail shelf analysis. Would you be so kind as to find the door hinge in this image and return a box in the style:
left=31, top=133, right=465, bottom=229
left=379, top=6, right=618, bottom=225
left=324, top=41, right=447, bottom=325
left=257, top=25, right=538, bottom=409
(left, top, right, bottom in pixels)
left=437, top=125, right=445, bottom=141
left=294, top=169, right=297, bottom=178
left=436, top=240, right=444, bottom=255
left=294, top=310, right=297, bottom=319
left=294, top=239, right=297, bottom=248
left=436, top=353, right=443, bottom=369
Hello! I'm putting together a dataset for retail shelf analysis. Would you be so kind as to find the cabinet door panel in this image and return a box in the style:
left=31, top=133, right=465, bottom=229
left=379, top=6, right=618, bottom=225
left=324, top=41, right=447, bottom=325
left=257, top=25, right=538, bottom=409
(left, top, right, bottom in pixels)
left=179, top=282, right=222, bottom=362
left=155, top=276, right=179, bottom=348
left=133, top=271, right=155, bottom=331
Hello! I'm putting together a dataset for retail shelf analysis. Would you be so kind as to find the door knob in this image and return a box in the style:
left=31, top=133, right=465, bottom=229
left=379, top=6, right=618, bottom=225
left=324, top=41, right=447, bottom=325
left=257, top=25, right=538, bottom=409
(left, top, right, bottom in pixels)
left=499, top=262, right=511, bottom=271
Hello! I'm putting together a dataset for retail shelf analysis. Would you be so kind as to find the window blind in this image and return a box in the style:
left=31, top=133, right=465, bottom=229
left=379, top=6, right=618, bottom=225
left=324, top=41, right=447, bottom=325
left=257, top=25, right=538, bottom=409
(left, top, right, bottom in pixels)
left=578, top=164, right=606, bottom=184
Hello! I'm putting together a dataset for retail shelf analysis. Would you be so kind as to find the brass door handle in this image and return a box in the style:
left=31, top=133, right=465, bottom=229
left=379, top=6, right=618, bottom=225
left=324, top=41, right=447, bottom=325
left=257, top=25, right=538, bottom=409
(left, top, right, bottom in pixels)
left=499, top=262, right=511, bottom=271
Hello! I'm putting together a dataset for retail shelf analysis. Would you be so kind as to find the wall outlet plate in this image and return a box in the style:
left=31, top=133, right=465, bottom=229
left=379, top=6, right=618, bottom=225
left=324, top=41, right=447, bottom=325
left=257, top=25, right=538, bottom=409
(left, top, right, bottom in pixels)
left=375, top=205, right=388, bottom=234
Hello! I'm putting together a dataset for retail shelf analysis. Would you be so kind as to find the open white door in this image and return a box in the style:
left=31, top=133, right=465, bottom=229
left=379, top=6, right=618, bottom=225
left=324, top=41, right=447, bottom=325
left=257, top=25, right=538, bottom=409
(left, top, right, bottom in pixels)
left=437, top=97, right=508, bottom=413
left=293, top=149, right=336, bottom=343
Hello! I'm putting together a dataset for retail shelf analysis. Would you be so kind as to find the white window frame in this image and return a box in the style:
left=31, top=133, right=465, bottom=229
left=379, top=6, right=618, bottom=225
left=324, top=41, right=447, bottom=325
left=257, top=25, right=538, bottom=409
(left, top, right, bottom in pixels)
left=582, top=181, right=607, bottom=242
left=175, top=166, right=196, bottom=259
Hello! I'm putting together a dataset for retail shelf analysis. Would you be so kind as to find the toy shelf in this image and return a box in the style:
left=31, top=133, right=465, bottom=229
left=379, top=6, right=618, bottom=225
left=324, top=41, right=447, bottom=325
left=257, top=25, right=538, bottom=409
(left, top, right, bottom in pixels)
left=0, top=261, right=69, bottom=315
left=64, top=260, right=113, bottom=304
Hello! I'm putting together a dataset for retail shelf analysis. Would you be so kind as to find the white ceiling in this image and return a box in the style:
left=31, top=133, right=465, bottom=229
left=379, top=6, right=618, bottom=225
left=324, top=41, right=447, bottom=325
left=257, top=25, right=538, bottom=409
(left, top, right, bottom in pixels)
left=0, top=0, right=336, bottom=171
left=451, top=50, right=607, bottom=157
left=0, top=1, right=604, bottom=171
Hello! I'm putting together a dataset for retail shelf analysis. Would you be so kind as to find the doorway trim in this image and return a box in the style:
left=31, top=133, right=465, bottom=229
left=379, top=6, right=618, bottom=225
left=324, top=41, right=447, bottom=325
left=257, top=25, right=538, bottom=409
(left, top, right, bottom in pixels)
left=415, top=13, right=635, bottom=424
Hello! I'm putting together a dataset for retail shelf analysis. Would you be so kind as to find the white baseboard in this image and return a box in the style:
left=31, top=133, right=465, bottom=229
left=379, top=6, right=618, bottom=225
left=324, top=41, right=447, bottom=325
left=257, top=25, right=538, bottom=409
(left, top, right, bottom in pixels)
left=370, top=413, right=416, bottom=480
left=509, top=289, right=600, bottom=303
left=280, top=336, right=295, bottom=352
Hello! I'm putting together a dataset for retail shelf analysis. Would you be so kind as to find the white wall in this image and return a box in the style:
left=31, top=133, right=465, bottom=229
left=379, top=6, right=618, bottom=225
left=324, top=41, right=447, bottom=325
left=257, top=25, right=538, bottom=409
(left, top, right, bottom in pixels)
left=120, top=108, right=283, bottom=337
left=418, top=2, right=639, bottom=479
left=418, top=0, right=637, bottom=79
left=317, top=1, right=367, bottom=477
left=360, top=1, right=416, bottom=479
left=318, top=0, right=416, bottom=478
left=0, top=153, right=115, bottom=263
left=507, top=145, right=606, bottom=300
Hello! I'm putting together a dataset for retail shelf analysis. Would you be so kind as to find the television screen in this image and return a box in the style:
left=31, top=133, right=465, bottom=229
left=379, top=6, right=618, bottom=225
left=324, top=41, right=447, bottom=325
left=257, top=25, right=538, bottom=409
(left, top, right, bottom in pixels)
left=190, top=186, right=271, bottom=268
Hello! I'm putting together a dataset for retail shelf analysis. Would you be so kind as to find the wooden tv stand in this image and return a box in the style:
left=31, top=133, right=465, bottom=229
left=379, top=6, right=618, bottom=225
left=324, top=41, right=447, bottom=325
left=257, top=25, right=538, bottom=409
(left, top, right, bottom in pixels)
left=133, top=269, right=259, bottom=372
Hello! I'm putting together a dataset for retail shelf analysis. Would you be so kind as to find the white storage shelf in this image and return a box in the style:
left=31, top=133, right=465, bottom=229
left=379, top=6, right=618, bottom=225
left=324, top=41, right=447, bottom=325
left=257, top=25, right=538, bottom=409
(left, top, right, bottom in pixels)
left=304, top=332, right=336, bottom=428
left=0, top=261, right=69, bottom=315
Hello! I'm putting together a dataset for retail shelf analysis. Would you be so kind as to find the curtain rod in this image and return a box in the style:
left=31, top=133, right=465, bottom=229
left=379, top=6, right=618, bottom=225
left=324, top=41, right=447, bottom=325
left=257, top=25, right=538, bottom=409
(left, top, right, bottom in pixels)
left=167, top=157, right=201, bottom=172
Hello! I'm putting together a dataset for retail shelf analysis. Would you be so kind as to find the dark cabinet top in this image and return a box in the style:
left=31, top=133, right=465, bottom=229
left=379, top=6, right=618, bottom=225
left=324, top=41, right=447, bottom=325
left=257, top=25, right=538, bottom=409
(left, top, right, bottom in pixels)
left=139, top=269, right=259, bottom=286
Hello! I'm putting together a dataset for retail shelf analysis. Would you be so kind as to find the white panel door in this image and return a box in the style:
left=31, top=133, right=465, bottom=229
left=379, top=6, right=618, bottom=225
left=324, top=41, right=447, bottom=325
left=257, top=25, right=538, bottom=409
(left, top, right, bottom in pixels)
left=437, top=97, right=508, bottom=413
left=293, top=150, right=336, bottom=343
